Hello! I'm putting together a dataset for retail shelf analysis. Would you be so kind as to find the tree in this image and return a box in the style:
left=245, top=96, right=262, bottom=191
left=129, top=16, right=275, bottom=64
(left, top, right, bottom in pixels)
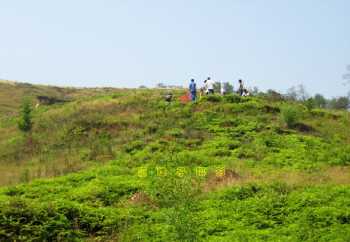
left=286, top=86, right=298, bottom=101
left=329, top=97, right=350, bottom=110
left=213, top=82, right=221, bottom=93
left=18, top=99, right=32, bottom=132
left=251, top=86, right=260, bottom=95
left=224, top=82, right=234, bottom=94
left=304, top=98, right=316, bottom=111
left=297, top=84, right=309, bottom=101
left=156, top=83, right=166, bottom=88
left=286, top=84, right=309, bottom=101
left=313, top=94, right=327, bottom=108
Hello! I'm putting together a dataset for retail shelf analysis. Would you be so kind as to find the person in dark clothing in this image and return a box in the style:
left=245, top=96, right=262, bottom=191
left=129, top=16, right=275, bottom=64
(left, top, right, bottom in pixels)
left=238, top=79, right=244, bottom=96
left=189, top=79, right=197, bottom=101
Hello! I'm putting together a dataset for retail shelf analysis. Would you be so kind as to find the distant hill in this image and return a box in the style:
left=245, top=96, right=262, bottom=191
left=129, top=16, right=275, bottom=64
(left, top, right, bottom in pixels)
left=0, top=81, right=71, bottom=115
left=0, top=80, right=120, bottom=116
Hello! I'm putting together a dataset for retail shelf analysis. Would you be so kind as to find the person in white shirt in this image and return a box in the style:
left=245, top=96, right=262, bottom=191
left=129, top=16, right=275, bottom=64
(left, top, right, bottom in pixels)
left=242, top=89, right=251, bottom=97
left=206, top=77, right=214, bottom=94
left=220, top=82, right=226, bottom=95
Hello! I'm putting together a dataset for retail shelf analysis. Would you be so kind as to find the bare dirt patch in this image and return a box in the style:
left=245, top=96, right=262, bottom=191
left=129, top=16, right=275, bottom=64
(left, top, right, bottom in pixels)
left=128, top=192, right=157, bottom=208
left=204, top=169, right=241, bottom=192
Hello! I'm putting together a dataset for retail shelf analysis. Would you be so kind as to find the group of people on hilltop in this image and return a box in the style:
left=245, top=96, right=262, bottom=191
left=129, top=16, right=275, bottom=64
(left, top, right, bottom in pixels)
left=189, top=78, right=250, bottom=101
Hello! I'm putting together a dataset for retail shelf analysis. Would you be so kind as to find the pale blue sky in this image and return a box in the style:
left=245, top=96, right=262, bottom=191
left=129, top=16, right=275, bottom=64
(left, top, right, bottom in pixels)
left=0, top=0, right=349, bottom=97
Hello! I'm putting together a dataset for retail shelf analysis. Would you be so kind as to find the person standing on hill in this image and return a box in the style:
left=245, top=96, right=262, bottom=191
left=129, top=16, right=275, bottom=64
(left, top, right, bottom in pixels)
left=238, top=79, right=244, bottom=96
left=206, top=77, right=214, bottom=94
left=202, top=79, right=208, bottom=96
left=220, top=82, right=226, bottom=95
left=189, top=79, right=197, bottom=101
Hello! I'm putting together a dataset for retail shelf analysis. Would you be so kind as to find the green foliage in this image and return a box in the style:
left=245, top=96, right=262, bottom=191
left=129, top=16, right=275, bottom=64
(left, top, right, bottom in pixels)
left=18, top=99, right=32, bottom=132
left=223, top=94, right=242, bottom=103
left=148, top=171, right=201, bottom=241
left=281, top=104, right=302, bottom=128
left=314, top=94, right=327, bottom=108
left=329, top=96, right=350, bottom=110
left=304, top=98, right=316, bottom=111
left=204, top=95, right=223, bottom=103
left=223, top=82, right=234, bottom=94
left=8, top=172, right=342, bottom=241
left=1, top=84, right=350, bottom=241
left=88, top=132, right=114, bottom=160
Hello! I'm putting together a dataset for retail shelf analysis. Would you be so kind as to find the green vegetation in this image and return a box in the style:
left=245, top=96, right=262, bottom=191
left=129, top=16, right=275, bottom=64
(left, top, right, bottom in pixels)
left=280, top=104, right=302, bottom=128
left=0, top=82, right=349, bottom=241
left=18, top=99, right=33, bottom=132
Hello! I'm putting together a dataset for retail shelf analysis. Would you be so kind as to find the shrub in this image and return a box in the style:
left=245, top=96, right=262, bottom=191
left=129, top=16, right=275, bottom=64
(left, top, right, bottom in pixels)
left=223, top=94, right=242, bottom=103
left=281, top=105, right=301, bottom=128
left=205, top=95, right=222, bottom=103
left=124, top=140, right=145, bottom=154
left=304, top=98, right=316, bottom=111
left=18, top=99, right=32, bottom=132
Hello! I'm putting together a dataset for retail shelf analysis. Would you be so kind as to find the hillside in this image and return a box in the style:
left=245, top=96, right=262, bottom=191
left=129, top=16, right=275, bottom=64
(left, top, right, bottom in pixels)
left=0, top=81, right=123, bottom=185
left=0, top=83, right=350, bottom=241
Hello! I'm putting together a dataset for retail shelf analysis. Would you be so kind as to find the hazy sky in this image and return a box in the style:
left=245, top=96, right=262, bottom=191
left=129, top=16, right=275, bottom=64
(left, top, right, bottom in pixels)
left=1, top=0, right=349, bottom=97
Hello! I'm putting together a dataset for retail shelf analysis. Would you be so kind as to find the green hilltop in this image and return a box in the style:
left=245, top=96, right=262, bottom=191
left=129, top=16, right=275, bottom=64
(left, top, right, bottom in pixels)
left=0, top=82, right=349, bottom=241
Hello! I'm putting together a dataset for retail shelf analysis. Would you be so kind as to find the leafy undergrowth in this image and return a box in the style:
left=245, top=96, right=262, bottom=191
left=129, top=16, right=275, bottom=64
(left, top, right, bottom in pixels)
left=0, top=165, right=349, bottom=241
left=0, top=85, right=350, bottom=241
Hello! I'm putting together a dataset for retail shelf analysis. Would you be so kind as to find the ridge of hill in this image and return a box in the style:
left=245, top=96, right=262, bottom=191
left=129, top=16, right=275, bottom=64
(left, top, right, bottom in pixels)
left=0, top=82, right=349, bottom=241
left=0, top=81, right=124, bottom=114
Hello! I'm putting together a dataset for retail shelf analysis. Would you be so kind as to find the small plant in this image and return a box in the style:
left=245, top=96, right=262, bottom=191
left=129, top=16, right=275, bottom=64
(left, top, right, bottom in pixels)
left=18, top=99, right=32, bottom=132
left=20, top=169, right=30, bottom=183
left=281, top=105, right=301, bottom=128
left=304, top=98, right=315, bottom=111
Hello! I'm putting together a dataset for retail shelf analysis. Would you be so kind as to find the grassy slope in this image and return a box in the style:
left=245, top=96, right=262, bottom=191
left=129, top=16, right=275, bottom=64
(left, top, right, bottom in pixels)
left=0, top=81, right=122, bottom=185
left=0, top=83, right=350, bottom=241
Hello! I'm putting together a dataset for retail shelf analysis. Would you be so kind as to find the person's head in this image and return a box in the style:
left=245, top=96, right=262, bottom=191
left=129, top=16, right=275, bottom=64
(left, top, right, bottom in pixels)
left=239, top=79, right=242, bottom=83
left=191, top=79, right=195, bottom=82
left=207, top=77, right=211, bottom=80
left=243, top=89, right=248, bottom=93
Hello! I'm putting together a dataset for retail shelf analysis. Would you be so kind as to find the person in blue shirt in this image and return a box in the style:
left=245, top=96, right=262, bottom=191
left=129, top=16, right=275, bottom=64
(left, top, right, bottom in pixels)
left=189, top=79, right=197, bottom=101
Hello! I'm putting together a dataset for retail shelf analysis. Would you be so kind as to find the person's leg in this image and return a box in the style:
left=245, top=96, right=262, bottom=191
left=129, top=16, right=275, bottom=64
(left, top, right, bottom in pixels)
left=191, top=92, right=196, bottom=101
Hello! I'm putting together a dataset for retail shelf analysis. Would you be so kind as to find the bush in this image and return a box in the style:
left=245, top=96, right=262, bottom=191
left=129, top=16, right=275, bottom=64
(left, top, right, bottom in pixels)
left=281, top=105, right=301, bottom=128
left=18, top=99, right=32, bottom=132
left=205, top=95, right=223, bottom=103
left=304, top=98, right=315, bottom=111
left=223, top=94, right=242, bottom=103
